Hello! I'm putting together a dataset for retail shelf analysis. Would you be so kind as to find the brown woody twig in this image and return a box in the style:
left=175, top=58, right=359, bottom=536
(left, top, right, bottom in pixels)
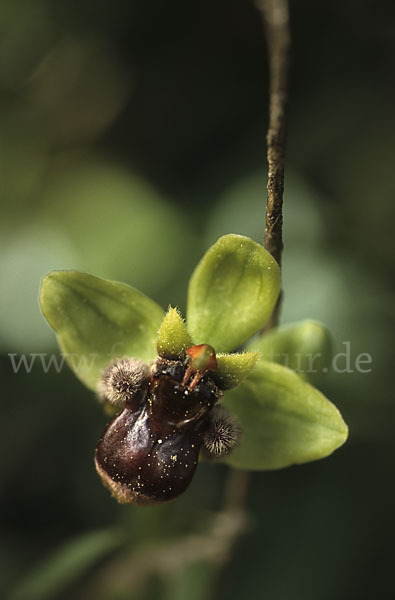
left=259, top=0, right=291, bottom=327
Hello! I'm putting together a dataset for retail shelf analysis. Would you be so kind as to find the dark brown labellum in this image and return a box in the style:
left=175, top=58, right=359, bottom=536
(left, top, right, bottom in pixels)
left=95, top=356, right=222, bottom=505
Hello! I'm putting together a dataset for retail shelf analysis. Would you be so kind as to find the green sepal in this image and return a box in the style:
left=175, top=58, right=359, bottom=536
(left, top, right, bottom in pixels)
left=187, top=234, right=280, bottom=352
left=40, top=271, right=164, bottom=391
left=157, top=307, right=192, bottom=359
left=222, top=360, right=348, bottom=470
left=248, top=319, right=332, bottom=383
left=212, top=352, right=259, bottom=390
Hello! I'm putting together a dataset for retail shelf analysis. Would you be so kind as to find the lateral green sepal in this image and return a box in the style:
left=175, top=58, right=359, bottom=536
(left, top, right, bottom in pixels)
left=40, top=270, right=164, bottom=391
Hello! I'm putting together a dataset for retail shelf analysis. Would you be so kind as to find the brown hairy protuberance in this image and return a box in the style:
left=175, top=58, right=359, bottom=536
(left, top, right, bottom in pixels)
left=98, top=358, right=151, bottom=409
left=203, top=406, right=242, bottom=457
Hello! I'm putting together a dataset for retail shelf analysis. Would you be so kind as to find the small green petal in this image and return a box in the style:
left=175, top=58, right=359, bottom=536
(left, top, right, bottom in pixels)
left=157, top=307, right=192, bottom=359
left=187, top=234, right=280, bottom=352
left=212, top=352, right=259, bottom=390
left=222, top=361, right=348, bottom=470
left=40, top=271, right=164, bottom=391
left=248, top=320, right=333, bottom=383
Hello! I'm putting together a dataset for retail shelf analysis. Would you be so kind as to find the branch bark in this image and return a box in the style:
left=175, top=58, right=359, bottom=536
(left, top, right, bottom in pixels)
left=259, top=0, right=291, bottom=268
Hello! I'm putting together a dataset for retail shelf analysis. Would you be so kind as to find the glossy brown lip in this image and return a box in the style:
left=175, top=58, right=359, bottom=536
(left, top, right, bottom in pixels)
left=95, top=356, right=220, bottom=505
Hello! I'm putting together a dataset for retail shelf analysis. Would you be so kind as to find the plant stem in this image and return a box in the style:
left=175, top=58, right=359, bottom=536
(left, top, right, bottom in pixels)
left=222, top=468, right=250, bottom=513
left=260, top=0, right=290, bottom=267
left=259, top=0, right=291, bottom=328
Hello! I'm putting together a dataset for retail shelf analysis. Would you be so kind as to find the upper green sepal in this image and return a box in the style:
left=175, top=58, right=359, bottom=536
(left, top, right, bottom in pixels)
left=248, top=319, right=333, bottom=383
left=40, top=271, right=164, bottom=391
left=212, top=352, right=259, bottom=390
left=221, top=360, right=348, bottom=470
left=157, top=307, right=192, bottom=359
left=187, top=234, right=280, bottom=352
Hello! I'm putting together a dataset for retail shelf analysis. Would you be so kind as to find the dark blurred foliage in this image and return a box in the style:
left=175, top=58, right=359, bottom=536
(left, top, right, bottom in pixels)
left=1, top=0, right=395, bottom=598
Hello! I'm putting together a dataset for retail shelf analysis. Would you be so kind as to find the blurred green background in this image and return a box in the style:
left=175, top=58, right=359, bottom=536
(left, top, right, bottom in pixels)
left=1, top=0, right=394, bottom=598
